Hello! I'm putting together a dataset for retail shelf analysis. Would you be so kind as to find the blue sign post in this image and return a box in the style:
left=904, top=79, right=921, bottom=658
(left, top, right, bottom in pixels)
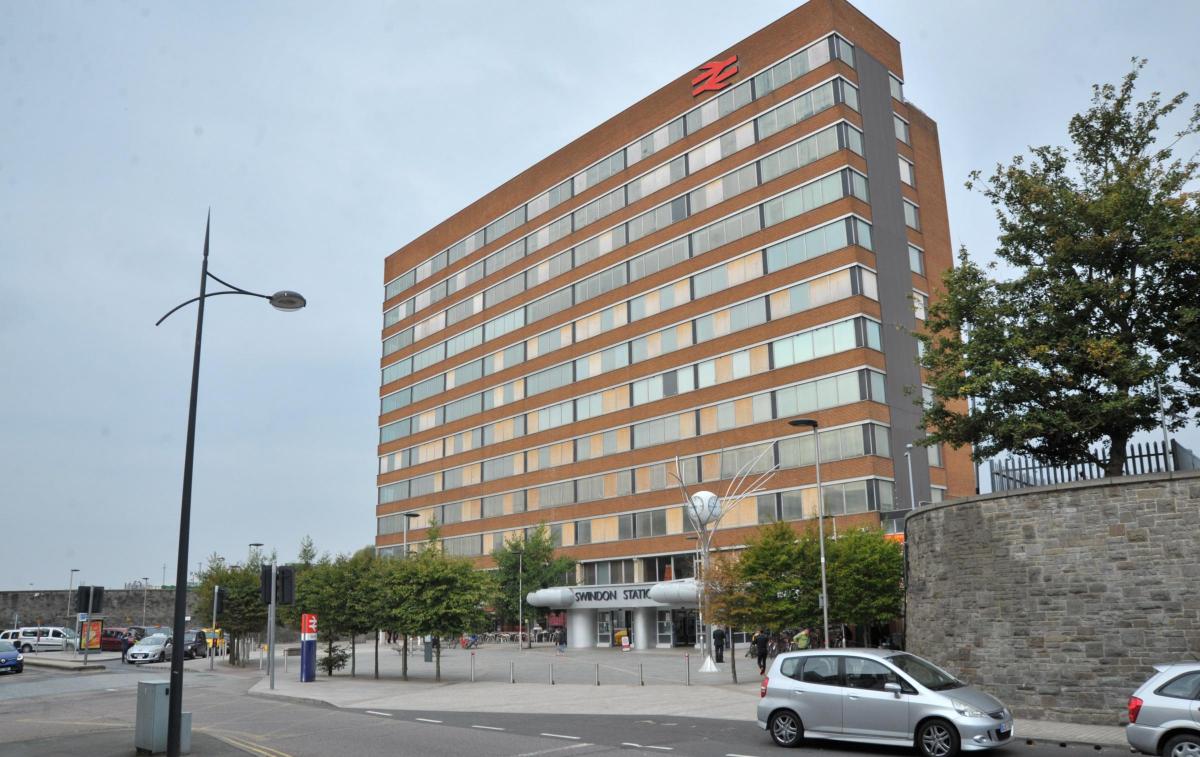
left=300, top=613, right=317, bottom=683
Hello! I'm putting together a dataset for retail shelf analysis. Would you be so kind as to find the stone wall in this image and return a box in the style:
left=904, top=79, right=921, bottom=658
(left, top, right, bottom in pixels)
left=905, top=470, right=1200, bottom=725
left=1, top=588, right=198, bottom=630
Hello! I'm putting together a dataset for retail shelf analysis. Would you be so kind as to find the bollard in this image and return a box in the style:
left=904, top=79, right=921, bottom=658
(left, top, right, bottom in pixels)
left=550, top=662, right=554, bottom=685
left=640, top=663, right=644, bottom=686
left=510, top=660, right=515, bottom=684
left=595, top=662, right=600, bottom=686
left=470, top=652, right=475, bottom=682
left=685, top=653, right=690, bottom=686
left=284, top=651, right=288, bottom=674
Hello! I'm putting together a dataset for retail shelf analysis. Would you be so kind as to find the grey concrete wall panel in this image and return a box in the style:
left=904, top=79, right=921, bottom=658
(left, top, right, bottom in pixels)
left=855, top=50, right=930, bottom=508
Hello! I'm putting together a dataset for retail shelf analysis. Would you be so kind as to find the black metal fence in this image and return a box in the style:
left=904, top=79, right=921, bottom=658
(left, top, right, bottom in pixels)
left=989, top=439, right=1198, bottom=492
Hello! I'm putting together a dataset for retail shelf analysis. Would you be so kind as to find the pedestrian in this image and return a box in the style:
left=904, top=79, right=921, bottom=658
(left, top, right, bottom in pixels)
left=712, top=626, right=726, bottom=663
left=555, top=628, right=566, bottom=656
left=796, top=627, right=811, bottom=650
left=753, top=628, right=770, bottom=675
left=120, top=632, right=132, bottom=663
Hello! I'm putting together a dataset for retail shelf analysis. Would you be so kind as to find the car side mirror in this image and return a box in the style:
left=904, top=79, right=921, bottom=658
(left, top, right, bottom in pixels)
left=884, top=682, right=903, bottom=697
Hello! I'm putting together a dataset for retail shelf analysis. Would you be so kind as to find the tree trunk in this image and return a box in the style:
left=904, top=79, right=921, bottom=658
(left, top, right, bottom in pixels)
left=351, top=634, right=356, bottom=677
left=728, top=627, right=738, bottom=684
left=1105, top=433, right=1130, bottom=477
left=326, top=637, right=334, bottom=677
left=401, top=635, right=408, bottom=681
left=434, top=643, right=441, bottom=682
left=374, top=631, right=379, bottom=680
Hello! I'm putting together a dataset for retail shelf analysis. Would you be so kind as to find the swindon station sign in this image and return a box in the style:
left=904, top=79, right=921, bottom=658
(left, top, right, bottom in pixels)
left=571, top=583, right=660, bottom=609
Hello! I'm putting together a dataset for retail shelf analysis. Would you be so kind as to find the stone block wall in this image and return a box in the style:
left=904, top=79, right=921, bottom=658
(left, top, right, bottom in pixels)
left=1, top=588, right=198, bottom=630
left=905, top=470, right=1200, bottom=725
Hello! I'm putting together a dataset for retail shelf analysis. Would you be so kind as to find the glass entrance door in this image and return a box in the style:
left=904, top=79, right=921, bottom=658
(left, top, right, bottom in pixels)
left=596, top=611, right=613, bottom=646
left=656, top=610, right=674, bottom=646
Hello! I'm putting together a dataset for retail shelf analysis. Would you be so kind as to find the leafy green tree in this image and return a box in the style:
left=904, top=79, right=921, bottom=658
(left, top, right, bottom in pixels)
left=491, top=524, right=575, bottom=631
left=732, top=522, right=816, bottom=632
left=706, top=554, right=754, bottom=684
left=921, top=60, right=1200, bottom=476
left=825, top=528, right=903, bottom=644
left=297, top=535, right=318, bottom=568
left=407, top=532, right=494, bottom=681
left=294, top=556, right=351, bottom=676
left=195, top=561, right=266, bottom=666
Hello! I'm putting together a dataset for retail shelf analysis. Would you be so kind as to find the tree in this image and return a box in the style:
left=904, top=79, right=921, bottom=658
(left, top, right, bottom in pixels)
left=406, top=532, right=494, bottom=681
left=297, top=535, right=317, bottom=568
left=732, top=522, right=816, bottom=633
left=920, top=60, right=1200, bottom=476
left=706, top=554, right=754, bottom=684
left=491, top=524, right=575, bottom=630
left=195, top=561, right=266, bottom=666
left=294, top=556, right=351, bottom=676
left=825, top=529, right=903, bottom=645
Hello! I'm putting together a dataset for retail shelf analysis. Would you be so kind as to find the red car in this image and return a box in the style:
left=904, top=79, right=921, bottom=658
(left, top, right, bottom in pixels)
left=100, top=627, right=131, bottom=652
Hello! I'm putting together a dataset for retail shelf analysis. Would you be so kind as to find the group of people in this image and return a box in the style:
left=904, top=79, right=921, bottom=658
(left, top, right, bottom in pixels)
left=705, top=627, right=817, bottom=674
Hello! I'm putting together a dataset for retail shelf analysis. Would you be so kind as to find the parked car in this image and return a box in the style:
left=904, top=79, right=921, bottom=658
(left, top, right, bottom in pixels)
left=202, top=627, right=225, bottom=656
left=181, top=630, right=208, bottom=659
left=0, top=627, right=78, bottom=653
left=126, top=634, right=172, bottom=664
left=127, top=625, right=170, bottom=642
left=757, top=648, right=1013, bottom=756
left=0, top=641, right=23, bottom=674
left=1127, top=662, right=1200, bottom=757
left=100, top=627, right=131, bottom=652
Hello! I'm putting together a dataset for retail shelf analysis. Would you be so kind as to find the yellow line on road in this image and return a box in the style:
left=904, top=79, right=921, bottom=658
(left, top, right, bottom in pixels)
left=205, top=731, right=294, bottom=757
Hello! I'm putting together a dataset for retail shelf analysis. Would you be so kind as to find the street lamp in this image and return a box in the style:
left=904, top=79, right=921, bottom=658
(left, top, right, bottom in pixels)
left=789, top=418, right=829, bottom=649
left=402, top=512, right=420, bottom=556
left=157, top=213, right=305, bottom=757
left=66, top=568, right=80, bottom=620
left=248, top=542, right=264, bottom=565
left=142, top=577, right=151, bottom=625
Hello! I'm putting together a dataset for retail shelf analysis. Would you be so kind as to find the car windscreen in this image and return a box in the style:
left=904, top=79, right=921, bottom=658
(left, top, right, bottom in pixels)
left=0, top=641, right=15, bottom=652
left=886, top=653, right=963, bottom=691
left=138, top=636, right=167, bottom=646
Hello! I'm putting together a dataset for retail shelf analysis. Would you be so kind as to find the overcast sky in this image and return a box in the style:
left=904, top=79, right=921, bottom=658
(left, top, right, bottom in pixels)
left=3, top=1, right=1198, bottom=590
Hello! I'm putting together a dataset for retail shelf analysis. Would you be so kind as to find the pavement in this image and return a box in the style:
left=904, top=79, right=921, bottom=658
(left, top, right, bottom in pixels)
left=18, top=649, right=121, bottom=670
left=246, top=641, right=1130, bottom=748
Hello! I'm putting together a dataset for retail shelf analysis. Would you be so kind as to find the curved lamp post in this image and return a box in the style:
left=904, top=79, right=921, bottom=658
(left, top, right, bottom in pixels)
left=788, top=418, right=829, bottom=649
left=157, top=213, right=304, bottom=757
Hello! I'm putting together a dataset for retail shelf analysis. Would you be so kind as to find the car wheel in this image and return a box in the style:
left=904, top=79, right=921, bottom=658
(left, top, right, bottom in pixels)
left=769, top=710, right=803, bottom=748
left=20, top=644, right=32, bottom=653
left=917, top=719, right=960, bottom=757
left=1163, top=733, right=1200, bottom=757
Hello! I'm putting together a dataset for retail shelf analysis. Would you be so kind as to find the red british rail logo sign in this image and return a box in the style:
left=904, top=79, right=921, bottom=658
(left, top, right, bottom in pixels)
left=692, top=54, right=738, bottom=96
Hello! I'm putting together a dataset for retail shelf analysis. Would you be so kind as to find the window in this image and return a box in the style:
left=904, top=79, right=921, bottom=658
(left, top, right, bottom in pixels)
left=762, top=171, right=854, bottom=228
left=908, top=245, right=925, bottom=276
left=894, top=114, right=910, bottom=144
left=574, top=520, right=592, bottom=545
left=845, top=657, right=904, bottom=691
left=758, top=124, right=842, bottom=185
left=801, top=656, right=841, bottom=685
left=889, top=74, right=904, bottom=102
left=913, top=291, right=928, bottom=320
left=686, top=123, right=753, bottom=175
left=898, top=157, right=916, bottom=186
left=1157, top=672, right=1200, bottom=700
left=903, top=201, right=921, bottom=231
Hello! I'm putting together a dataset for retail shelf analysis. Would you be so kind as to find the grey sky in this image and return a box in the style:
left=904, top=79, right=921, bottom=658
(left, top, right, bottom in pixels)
left=3, top=1, right=1198, bottom=590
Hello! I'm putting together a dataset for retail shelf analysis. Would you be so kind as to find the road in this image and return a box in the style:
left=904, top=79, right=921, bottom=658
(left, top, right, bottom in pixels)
left=0, top=665, right=1133, bottom=757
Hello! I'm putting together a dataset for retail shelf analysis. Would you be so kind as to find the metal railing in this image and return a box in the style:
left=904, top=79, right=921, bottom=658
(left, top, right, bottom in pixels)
left=990, top=439, right=1197, bottom=492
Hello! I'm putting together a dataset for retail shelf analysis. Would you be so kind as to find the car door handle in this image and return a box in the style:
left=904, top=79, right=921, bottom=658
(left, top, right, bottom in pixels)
left=790, top=689, right=804, bottom=695
left=848, top=695, right=861, bottom=701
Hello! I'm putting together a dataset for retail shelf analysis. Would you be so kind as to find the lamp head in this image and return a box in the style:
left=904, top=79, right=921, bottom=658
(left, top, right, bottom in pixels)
left=789, top=418, right=818, bottom=429
left=269, top=291, right=306, bottom=311
left=404, top=512, right=420, bottom=519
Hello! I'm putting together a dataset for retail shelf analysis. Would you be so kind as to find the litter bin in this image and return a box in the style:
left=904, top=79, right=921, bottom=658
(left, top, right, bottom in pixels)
left=135, top=680, right=191, bottom=754
left=423, top=637, right=433, bottom=662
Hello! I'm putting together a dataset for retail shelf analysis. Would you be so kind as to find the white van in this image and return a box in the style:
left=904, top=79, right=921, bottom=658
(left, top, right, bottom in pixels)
left=0, top=627, right=78, bottom=652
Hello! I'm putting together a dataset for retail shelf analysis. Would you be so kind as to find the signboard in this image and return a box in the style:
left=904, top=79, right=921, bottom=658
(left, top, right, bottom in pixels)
left=300, top=613, right=318, bottom=641
left=570, top=583, right=660, bottom=609
left=81, top=620, right=102, bottom=650
left=692, top=55, right=738, bottom=96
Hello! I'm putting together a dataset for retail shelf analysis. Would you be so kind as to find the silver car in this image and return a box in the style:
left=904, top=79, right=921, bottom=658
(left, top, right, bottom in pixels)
left=757, top=648, right=1013, bottom=756
left=1127, top=662, right=1200, bottom=757
left=126, top=634, right=172, bottom=664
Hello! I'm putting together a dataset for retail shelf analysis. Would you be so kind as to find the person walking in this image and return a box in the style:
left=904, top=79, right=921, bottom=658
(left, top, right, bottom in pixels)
left=120, top=632, right=132, bottom=663
left=554, top=628, right=566, bottom=656
left=752, top=628, right=770, bottom=675
left=712, top=626, right=726, bottom=663
left=795, top=627, right=811, bottom=650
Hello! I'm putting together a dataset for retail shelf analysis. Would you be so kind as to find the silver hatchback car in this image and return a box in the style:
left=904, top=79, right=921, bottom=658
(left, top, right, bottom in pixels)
left=758, top=648, right=1013, bottom=756
left=1126, top=662, right=1200, bottom=757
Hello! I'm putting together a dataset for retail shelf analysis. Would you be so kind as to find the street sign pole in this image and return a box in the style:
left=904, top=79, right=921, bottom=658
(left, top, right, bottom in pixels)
left=210, top=585, right=218, bottom=671
left=82, top=587, right=94, bottom=666
left=268, top=563, right=277, bottom=690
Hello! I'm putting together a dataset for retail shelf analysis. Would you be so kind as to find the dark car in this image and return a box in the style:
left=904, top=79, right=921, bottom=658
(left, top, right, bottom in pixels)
left=101, top=627, right=131, bottom=652
left=182, top=630, right=208, bottom=659
left=0, top=641, right=23, bottom=674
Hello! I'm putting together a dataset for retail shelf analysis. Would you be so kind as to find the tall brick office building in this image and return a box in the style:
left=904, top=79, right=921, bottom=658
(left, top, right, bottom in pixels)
left=377, top=0, right=973, bottom=648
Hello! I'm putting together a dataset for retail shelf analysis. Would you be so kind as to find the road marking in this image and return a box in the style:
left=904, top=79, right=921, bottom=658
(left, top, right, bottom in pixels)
left=514, top=744, right=592, bottom=757
left=645, top=747, right=674, bottom=752
left=540, top=733, right=581, bottom=740
left=622, top=743, right=643, bottom=748
left=726, top=754, right=763, bottom=757
left=365, top=710, right=392, bottom=717
left=105, top=688, right=118, bottom=692
left=415, top=717, right=443, bottom=723
left=213, top=733, right=294, bottom=757
left=472, top=724, right=505, bottom=731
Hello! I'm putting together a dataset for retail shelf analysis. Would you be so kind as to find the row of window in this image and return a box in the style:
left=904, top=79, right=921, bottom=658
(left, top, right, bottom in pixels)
left=383, top=33, right=857, bottom=306
left=381, top=163, right=872, bottom=395
left=381, top=258, right=876, bottom=421
left=379, top=421, right=890, bottom=532
left=379, top=477, right=895, bottom=559
left=378, top=365, right=886, bottom=506
left=383, top=103, right=863, bottom=352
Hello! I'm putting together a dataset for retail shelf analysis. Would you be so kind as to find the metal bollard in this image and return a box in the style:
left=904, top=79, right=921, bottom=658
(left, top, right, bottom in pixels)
left=640, top=663, right=644, bottom=686
left=510, top=660, right=515, bottom=684
left=595, top=662, right=600, bottom=686
left=549, top=662, right=554, bottom=685
left=685, top=653, right=690, bottom=686
left=284, top=651, right=288, bottom=673
left=470, top=651, right=475, bottom=682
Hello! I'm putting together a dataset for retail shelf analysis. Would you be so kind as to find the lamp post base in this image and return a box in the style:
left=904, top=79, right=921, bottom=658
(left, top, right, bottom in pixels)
left=698, top=655, right=719, bottom=673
